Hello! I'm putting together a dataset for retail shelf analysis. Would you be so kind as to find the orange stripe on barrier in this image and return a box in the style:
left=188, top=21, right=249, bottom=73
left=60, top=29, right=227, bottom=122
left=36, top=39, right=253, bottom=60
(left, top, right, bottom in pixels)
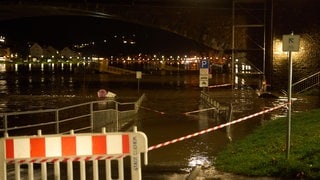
left=30, top=137, right=45, bottom=158
left=122, top=135, right=130, bottom=153
left=62, top=136, right=76, bottom=156
left=92, top=135, right=106, bottom=155
left=148, top=103, right=287, bottom=151
left=5, top=139, right=14, bottom=159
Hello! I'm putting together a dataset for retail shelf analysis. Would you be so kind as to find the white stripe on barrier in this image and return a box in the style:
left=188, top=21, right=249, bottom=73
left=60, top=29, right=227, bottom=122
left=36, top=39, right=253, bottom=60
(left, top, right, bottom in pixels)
left=107, top=134, right=123, bottom=154
left=148, top=103, right=287, bottom=151
left=14, top=139, right=30, bottom=159
left=76, top=135, right=92, bottom=156
left=46, top=137, right=61, bottom=157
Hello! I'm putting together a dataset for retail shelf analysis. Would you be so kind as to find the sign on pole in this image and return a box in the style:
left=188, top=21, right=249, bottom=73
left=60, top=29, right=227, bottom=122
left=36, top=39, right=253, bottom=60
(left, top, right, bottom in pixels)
left=199, top=60, right=209, bottom=87
left=136, top=71, right=142, bottom=79
left=282, top=33, right=300, bottom=159
left=282, top=34, right=300, bottom=52
left=200, top=59, right=209, bottom=69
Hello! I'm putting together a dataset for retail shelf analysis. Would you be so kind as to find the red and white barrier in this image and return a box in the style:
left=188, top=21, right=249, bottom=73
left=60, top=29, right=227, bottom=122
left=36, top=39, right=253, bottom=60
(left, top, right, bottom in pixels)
left=148, top=103, right=287, bottom=151
left=5, top=134, right=130, bottom=164
left=0, top=127, right=148, bottom=180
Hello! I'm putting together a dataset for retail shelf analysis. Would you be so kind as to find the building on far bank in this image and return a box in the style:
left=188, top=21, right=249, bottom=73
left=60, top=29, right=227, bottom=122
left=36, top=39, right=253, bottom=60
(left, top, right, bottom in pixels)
left=60, top=47, right=81, bottom=60
left=44, top=46, right=59, bottom=59
left=0, top=35, right=10, bottom=61
left=29, top=43, right=43, bottom=59
left=29, top=43, right=81, bottom=61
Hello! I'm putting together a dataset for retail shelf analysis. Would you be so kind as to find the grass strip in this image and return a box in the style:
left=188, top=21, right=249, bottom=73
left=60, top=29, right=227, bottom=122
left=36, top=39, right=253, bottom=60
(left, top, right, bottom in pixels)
left=214, top=108, right=320, bottom=179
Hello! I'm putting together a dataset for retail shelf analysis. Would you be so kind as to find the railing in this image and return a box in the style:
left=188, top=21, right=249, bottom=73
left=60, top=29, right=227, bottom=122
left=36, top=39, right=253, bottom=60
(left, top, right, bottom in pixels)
left=0, top=94, right=145, bottom=137
left=292, top=71, right=320, bottom=94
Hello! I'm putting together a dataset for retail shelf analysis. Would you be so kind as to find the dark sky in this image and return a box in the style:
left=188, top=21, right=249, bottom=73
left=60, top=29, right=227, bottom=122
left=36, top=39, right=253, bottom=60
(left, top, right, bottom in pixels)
left=1, top=15, right=210, bottom=55
left=2, top=16, right=144, bottom=47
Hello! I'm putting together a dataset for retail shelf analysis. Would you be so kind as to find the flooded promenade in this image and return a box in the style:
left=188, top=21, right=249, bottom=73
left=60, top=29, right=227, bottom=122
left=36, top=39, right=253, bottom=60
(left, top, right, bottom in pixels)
left=1, top=63, right=319, bottom=179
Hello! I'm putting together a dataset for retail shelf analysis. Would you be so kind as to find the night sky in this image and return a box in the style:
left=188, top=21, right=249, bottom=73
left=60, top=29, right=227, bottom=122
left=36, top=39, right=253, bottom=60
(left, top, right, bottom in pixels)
left=1, top=15, right=210, bottom=56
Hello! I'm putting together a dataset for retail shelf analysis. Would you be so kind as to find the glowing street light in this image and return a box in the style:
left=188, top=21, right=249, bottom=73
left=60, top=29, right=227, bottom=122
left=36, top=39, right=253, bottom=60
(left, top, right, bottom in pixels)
left=0, top=36, right=5, bottom=43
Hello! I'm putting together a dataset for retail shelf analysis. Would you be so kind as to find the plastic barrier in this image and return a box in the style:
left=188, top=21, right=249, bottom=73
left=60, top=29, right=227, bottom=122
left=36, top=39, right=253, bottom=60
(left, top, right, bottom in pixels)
left=0, top=127, right=148, bottom=180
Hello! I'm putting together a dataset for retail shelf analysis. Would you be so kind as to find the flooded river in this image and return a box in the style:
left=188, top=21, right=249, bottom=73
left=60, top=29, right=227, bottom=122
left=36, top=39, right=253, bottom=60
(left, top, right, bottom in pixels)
left=1, top=63, right=319, bottom=179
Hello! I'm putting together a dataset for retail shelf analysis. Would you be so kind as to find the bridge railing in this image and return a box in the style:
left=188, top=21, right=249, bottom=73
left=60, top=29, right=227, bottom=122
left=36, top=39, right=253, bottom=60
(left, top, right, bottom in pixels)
left=0, top=94, right=145, bottom=137
left=0, top=127, right=148, bottom=180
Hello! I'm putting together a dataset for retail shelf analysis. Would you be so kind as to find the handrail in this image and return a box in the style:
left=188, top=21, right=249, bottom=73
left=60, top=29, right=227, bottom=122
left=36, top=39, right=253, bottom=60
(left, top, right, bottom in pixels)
left=0, top=95, right=145, bottom=136
left=292, top=71, right=320, bottom=94
left=0, top=108, right=56, bottom=116
left=292, top=71, right=320, bottom=86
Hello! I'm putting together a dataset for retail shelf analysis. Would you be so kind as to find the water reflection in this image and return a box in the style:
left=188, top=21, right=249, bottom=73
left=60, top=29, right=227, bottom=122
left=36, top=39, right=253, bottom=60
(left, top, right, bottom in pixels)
left=0, top=80, right=7, bottom=93
left=0, top=63, right=6, bottom=72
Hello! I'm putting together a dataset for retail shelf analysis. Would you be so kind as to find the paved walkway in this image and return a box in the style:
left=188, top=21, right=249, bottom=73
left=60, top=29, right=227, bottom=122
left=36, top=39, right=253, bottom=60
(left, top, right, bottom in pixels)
left=195, top=166, right=282, bottom=180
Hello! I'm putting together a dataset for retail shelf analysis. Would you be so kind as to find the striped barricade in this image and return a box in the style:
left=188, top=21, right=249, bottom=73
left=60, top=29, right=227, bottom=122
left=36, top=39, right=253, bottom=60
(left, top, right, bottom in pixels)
left=0, top=127, right=148, bottom=180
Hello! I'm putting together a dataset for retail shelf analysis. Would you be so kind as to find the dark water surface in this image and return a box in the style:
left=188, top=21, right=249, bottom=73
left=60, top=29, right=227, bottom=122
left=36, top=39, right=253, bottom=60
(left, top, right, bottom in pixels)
left=1, top=63, right=319, bottom=179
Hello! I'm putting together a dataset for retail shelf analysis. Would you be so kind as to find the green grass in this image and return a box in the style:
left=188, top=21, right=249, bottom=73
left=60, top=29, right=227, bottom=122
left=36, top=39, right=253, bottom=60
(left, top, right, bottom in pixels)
left=214, top=108, right=320, bottom=179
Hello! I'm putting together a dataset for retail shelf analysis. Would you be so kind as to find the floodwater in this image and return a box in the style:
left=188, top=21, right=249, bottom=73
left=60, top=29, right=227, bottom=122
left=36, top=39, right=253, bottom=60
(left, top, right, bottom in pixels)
left=1, top=63, right=319, bottom=179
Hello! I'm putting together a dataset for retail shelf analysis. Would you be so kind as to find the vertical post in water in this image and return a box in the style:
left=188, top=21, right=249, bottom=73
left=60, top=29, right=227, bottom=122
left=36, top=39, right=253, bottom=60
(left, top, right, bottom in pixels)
left=136, top=71, right=142, bottom=94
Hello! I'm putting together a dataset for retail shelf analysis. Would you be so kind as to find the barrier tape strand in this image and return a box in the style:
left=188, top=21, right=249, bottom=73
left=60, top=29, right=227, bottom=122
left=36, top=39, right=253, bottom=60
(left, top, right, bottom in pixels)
left=140, top=106, right=165, bottom=114
left=208, top=83, right=232, bottom=88
left=183, top=107, right=216, bottom=115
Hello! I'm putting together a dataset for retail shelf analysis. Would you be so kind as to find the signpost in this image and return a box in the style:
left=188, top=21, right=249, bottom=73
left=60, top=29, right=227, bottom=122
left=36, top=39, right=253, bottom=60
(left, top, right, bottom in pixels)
left=136, top=71, right=142, bottom=93
left=199, top=60, right=209, bottom=88
left=282, top=33, right=300, bottom=159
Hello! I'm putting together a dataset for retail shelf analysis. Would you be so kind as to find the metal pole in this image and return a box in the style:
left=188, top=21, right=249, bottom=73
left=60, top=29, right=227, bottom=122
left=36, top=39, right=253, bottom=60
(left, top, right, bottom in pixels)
left=286, top=50, right=293, bottom=159
left=137, top=79, right=140, bottom=94
left=4, top=114, right=7, bottom=135
left=116, top=102, right=119, bottom=132
left=0, top=139, right=7, bottom=180
left=90, top=102, right=94, bottom=132
left=232, top=0, right=235, bottom=89
left=55, top=110, right=59, bottom=134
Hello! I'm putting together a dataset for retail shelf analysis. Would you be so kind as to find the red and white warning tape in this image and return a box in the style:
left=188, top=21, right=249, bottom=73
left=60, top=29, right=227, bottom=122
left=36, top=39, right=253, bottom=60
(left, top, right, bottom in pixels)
left=148, top=103, right=287, bottom=151
left=183, top=107, right=216, bottom=115
left=208, top=83, right=232, bottom=88
left=7, top=155, right=128, bottom=164
left=140, top=106, right=165, bottom=115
